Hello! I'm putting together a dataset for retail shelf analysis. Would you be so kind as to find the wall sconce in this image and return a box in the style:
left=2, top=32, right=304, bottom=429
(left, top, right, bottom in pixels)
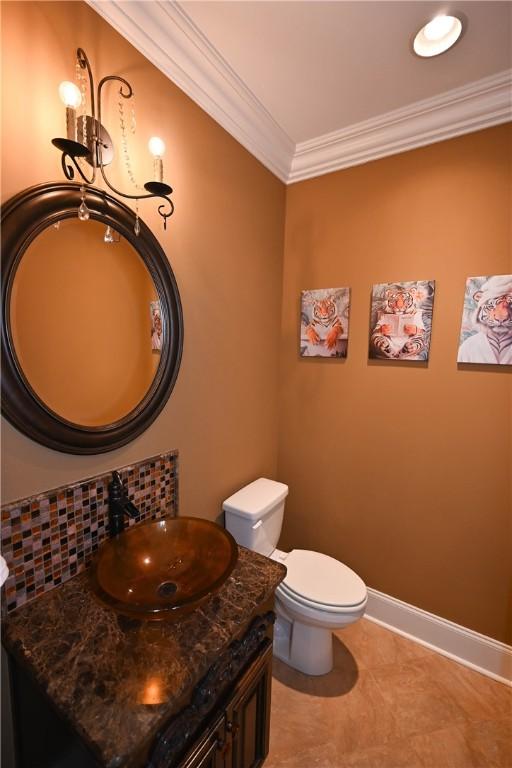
left=52, top=48, right=174, bottom=233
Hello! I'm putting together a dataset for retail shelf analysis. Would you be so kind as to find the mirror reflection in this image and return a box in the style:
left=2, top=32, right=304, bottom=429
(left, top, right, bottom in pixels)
left=9, top=218, right=162, bottom=427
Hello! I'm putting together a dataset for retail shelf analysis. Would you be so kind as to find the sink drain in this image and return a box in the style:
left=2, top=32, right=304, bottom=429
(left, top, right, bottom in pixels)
left=157, top=581, right=178, bottom=598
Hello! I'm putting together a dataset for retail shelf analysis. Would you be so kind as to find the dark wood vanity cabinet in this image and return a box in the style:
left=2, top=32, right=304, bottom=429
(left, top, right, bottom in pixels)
left=226, top=640, right=272, bottom=768
left=152, top=616, right=274, bottom=768
left=180, top=641, right=272, bottom=768
left=4, top=556, right=285, bottom=768
left=7, top=615, right=274, bottom=768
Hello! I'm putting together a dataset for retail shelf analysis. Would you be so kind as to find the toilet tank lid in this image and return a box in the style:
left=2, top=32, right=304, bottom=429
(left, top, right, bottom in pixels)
left=223, top=478, right=289, bottom=519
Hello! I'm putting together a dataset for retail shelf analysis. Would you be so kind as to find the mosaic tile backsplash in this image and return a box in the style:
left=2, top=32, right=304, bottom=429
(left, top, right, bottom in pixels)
left=1, top=451, right=178, bottom=614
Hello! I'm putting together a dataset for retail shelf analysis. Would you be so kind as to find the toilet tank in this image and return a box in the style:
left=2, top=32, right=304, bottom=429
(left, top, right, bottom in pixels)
left=223, top=478, right=289, bottom=557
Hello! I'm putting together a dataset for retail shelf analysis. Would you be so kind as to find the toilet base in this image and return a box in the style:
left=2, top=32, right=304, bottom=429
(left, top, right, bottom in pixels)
left=273, top=592, right=367, bottom=676
left=273, top=614, right=334, bottom=676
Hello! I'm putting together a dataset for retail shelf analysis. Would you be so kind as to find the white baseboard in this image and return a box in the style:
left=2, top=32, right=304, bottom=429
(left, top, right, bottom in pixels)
left=365, top=587, right=512, bottom=686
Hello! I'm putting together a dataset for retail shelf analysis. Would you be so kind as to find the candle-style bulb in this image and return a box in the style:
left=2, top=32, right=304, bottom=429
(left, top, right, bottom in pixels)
left=148, top=137, right=165, bottom=182
left=148, top=137, right=165, bottom=157
left=58, top=81, right=82, bottom=109
left=59, top=81, right=81, bottom=143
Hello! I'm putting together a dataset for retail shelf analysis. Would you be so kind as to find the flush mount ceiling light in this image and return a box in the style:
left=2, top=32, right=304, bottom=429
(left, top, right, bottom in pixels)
left=52, top=48, right=174, bottom=232
left=413, top=14, right=463, bottom=58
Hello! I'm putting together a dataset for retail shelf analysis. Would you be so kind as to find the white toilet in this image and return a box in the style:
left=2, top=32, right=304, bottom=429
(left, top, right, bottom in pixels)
left=223, top=478, right=367, bottom=676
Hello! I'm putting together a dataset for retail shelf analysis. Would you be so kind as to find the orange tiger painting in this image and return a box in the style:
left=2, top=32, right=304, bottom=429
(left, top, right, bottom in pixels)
left=301, top=288, right=350, bottom=358
left=369, top=281, right=435, bottom=361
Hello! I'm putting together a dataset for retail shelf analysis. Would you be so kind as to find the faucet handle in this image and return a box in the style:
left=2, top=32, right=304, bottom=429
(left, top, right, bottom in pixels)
left=111, top=470, right=123, bottom=486
left=108, top=470, right=124, bottom=499
left=124, top=500, right=139, bottom=518
left=108, top=471, right=138, bottom=517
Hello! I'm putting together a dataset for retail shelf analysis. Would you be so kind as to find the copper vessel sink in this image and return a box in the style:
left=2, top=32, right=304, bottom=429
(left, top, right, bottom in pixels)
left=90, top=517, right=238, bottom=620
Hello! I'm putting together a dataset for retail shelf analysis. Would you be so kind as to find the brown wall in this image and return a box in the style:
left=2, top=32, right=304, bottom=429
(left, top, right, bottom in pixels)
left=1, top=2, right=285, bottom=515
left=278, top=125, right=512, bottom=643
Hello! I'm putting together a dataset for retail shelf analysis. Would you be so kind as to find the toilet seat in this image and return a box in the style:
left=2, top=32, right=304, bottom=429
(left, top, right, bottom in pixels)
left=278, top=549, right=367, bottom=611
left=277, top=583, right=366, bottom=615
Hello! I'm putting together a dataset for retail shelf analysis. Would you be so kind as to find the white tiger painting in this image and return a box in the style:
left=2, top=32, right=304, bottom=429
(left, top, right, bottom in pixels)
left=300, top=287, right=350, bottom=358
left=457, top=275, right=512, bottom=365
left=368, top=280, right=435, bottom=361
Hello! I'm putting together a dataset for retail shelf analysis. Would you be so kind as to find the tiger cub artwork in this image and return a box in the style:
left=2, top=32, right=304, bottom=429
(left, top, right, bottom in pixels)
left=369, top=280, right=435, bottom=361
left=300, top=287, right=350, bottom=358
left=457, top=275, right=512, bottom=365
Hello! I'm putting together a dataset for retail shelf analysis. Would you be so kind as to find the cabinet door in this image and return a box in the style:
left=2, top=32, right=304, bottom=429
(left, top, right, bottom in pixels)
left=227, top=641, right=273, bottom=768
left=179, top=713, right=227, bottom=768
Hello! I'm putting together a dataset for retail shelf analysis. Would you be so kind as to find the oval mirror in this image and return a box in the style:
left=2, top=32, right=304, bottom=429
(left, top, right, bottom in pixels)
left=1, top=183, right=183, bottom=454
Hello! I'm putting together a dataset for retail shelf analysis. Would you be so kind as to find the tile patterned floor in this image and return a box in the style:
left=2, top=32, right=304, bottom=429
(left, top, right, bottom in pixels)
left=266, top=618, right=512, bottom=768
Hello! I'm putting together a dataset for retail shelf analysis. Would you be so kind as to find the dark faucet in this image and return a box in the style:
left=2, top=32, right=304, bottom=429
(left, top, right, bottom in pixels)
left=107, top=470, right=139, bottom=537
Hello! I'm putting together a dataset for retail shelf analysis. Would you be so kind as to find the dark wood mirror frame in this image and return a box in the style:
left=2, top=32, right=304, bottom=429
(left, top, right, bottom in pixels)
left=1, top=182, right=183, bottom=454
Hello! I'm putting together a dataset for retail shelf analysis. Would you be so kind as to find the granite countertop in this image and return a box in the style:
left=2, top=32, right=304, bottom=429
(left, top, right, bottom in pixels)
left=3, top=546, right=286, bottom=768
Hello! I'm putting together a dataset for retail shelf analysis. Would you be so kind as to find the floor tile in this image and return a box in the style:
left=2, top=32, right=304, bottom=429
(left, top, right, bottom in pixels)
left=410, top=724, right=483, bottom=767
left=370, top=658, right=468, bottom=739
left=266, top=618, right=511, bottom=768
left=328, top=669, right=401, bottom=755
left=265, top=739, right=338, bottom=768
left=463, top=718, right=512, bottom=768
left=270, top=673, right=334, bottom=757
left=334, top=618, right=434, bottom=671
left=410, top=719, right=512, bottom=768
left=419, top=652, right=512, bottom=723
left=338, top=739, right=422, bottom=768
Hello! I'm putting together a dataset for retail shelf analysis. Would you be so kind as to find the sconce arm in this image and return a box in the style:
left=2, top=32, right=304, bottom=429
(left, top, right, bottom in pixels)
left=97, top=74, right=133, bottom=134
left=97, top=163, right=174, bottom=228
left=60, top=151, right=96, bottom=185
left=158, top=201, right=175, bottom=231
left=77, top=48, right=96, bottom=119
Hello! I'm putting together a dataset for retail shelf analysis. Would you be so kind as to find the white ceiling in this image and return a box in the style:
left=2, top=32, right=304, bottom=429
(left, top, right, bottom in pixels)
left=89, top=0, right=512, bottom=182
left=181, top=1, right=512, bottom=143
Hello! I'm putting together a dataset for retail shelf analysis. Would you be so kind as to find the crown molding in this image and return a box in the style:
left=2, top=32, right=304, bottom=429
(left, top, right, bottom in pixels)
left=87, top=1, right=511, bottom=185
left=86, top=0, right=295, bottom=182
left=289, top=70, right=512, bottom=183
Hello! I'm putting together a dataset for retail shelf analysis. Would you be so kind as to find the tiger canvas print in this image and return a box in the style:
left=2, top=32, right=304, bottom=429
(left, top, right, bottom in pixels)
left=457, top=275, right=512, bottom=365
left=300, top=287, right=350, bottom=358
left=368, top=280, right=435, bottom=361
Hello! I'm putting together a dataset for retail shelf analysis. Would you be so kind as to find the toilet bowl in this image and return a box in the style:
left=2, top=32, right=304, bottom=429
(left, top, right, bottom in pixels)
left=270, top=548, right=367, bottom=675
left=223, top=479, right=367, bottom=676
